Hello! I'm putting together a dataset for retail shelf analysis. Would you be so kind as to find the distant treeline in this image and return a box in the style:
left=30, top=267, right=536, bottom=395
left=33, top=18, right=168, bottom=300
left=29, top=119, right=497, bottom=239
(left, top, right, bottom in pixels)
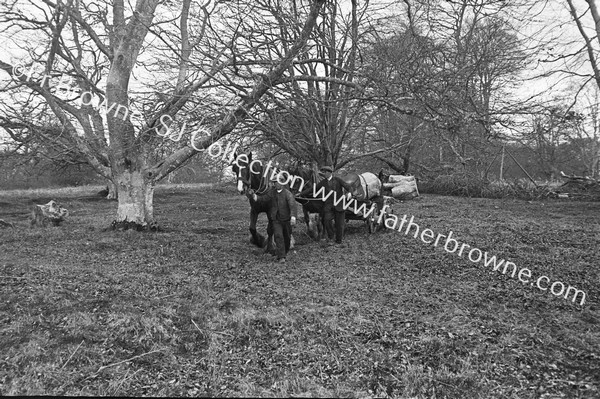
left=0, top=152, right=228, bottom=190
left=0, top=139, right=590, bottom=190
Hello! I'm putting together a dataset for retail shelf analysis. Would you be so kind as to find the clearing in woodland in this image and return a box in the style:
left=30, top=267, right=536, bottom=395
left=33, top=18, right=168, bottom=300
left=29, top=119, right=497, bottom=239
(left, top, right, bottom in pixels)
left=0, top=184, right=598, bottom=397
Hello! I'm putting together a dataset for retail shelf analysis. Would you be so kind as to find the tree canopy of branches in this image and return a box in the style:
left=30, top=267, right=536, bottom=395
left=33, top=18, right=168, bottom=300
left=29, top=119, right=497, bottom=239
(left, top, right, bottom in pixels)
left=357, top=0, right=532, bottom=176
left=238, top=0, right=386, bottom=169
left=235, top=0, right=533, bottom=175
left=0, top=0, right=326, bottom=229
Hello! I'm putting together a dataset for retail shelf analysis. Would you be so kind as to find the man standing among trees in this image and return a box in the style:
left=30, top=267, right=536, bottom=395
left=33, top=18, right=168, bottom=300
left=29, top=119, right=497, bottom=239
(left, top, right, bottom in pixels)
left=251, top=175, right=297, bottom=262
left=311, top=166, right=353, bottom=245
left=268, top=175, right=297, bottom=263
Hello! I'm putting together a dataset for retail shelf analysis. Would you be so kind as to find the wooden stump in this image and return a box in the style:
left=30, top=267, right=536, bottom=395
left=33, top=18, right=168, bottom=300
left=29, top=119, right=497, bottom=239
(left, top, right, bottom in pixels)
left=30, top=200, right=69, bottom=227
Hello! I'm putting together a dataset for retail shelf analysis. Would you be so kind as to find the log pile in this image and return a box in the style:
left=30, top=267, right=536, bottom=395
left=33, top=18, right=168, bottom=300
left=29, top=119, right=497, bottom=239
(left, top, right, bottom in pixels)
left=382, top=175, right=419, bottom=200
left=555, top=171, right=600, bottom=200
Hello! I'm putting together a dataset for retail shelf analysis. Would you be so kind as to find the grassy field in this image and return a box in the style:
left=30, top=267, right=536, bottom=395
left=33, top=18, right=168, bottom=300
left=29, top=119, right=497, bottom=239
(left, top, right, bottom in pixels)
left=0, top=184, right=598, bottom=397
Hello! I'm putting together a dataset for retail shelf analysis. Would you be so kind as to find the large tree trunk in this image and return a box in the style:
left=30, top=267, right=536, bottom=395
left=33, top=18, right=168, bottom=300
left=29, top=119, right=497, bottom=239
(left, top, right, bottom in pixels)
left=104, top=1, right=160, bottom=230
left=112, top=170, right=156, bottom=230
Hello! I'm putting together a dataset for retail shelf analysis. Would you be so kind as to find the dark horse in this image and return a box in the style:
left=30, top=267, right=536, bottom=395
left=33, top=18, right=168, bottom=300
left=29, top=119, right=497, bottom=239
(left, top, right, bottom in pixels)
left=231, top=152, right=275, bottom=251
left=232, top=152, right=303, bottom=252
left=293, top=166, right=386, bottom=237
left=289, top=165, right=326, bottom=240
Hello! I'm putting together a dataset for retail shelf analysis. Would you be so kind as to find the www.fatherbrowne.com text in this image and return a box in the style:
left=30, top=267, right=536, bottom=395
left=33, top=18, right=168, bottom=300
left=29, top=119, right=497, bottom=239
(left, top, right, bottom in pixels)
left=230, top=154, right=587, bottom=306
left=307, top=184, right=586, bottom=306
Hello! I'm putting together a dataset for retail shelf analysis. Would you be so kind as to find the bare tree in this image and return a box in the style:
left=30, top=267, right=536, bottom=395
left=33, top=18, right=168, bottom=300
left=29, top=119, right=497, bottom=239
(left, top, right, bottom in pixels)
left=511, top=100, right=599, bottom=181
left=0, top=0, right=326, bottom=229
left=231, top=0, right=409, bottom=170
left=361, top=0, right=532, bottom=178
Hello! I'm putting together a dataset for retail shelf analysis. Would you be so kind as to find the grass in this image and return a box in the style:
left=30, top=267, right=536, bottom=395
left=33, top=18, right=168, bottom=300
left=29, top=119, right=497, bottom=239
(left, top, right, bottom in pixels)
left=0, top=185, right=599, bottom=397
left=0, top=185, right=108, bottom=199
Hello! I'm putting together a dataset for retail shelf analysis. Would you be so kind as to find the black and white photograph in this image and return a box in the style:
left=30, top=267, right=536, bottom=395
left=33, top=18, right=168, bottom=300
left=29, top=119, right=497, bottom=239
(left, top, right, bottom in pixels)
left=0, top=0, right=598, bottom=397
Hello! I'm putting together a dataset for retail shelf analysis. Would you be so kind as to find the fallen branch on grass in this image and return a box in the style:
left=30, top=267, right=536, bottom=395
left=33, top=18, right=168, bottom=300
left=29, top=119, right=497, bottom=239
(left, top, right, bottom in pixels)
left=560, top=171, right=598, bottom=182
left=191, top=318, right=204, bottom=336
left=61, top=339, right=84, bottom=369
left=191, top=319, right=233, bottom=337
left=97, top=349, right=163, bottom=373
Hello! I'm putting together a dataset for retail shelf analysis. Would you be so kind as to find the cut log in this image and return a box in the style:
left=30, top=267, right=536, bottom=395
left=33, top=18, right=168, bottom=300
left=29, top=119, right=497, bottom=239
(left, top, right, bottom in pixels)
left=30, top=200, right=69, bottom=227
left=388, top=174, right=416, bottom=184
left=383, top=175, right=419, bottom=199
left=391, top=185, right=419, bottom=199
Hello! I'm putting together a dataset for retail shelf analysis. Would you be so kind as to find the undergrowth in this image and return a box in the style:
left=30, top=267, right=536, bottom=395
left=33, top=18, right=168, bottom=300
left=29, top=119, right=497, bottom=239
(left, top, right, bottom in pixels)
left=419, top=174, right=569, bottom=201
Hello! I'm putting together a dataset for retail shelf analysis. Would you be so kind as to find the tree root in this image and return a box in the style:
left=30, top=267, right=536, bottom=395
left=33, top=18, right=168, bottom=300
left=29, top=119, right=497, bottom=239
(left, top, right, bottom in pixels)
left=110, top=220, right=159, bottom=231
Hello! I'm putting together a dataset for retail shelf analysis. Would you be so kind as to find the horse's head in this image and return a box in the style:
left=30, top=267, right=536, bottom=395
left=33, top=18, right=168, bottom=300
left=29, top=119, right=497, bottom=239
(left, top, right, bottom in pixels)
left=287, top=163, right=320, bottom=195
left=231, top=151, right=253, bottom=195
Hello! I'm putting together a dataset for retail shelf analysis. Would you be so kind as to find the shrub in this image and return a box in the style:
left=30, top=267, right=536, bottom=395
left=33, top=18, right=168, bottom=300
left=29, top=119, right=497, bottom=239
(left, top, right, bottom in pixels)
left=419, top=174, right=556, bottom=200
left=419, top=174, right=490, bottom=198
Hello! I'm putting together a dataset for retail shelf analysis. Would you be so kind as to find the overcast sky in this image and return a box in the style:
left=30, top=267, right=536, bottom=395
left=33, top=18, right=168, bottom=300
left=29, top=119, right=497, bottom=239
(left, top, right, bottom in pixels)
left=0, top=0, right=597, bottom=123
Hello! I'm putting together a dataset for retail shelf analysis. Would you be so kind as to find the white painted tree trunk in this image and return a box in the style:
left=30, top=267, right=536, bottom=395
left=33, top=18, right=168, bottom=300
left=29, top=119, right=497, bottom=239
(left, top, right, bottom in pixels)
left=114, top=171, right=155, bottom=229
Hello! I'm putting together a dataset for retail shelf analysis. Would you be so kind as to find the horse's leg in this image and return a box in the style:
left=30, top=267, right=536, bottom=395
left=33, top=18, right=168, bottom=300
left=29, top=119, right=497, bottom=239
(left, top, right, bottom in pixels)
left=305, top=206, right=321, bottom=241
left=318, top=211, right=324, bottom=240
left=249, top=209, right=265, bottom=247
left=286, top=212, right=294, bottom=250
left=265, top=217, right=276, bottom=253
left=303, top=206, right=314, bottom=240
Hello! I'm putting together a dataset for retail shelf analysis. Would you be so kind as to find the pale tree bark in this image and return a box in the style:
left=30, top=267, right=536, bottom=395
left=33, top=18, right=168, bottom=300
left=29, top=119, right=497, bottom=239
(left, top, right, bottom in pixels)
left=104, top=0, right=161, bottom=228
left=119, top=0, right=325, bottom=228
